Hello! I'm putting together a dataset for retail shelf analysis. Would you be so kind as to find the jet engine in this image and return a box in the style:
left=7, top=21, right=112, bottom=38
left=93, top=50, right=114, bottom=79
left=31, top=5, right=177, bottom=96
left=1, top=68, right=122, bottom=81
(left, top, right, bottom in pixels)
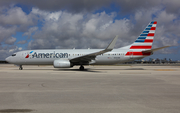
left=53, top=60, right=73, bottom=68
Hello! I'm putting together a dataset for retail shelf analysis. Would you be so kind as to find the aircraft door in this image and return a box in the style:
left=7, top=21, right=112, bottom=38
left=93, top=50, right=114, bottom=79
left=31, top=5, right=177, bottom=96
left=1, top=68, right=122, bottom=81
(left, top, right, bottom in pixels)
left=20, top=51, right=29, bottom=62
left=20, top=51, right=25, bottom=60
left=24, top=52, right=28, bottom=58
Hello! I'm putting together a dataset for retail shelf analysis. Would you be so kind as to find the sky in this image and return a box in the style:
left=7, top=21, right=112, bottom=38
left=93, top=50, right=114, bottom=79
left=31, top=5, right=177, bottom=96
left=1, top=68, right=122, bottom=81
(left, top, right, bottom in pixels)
left=0, top=0, right=180, bottom=60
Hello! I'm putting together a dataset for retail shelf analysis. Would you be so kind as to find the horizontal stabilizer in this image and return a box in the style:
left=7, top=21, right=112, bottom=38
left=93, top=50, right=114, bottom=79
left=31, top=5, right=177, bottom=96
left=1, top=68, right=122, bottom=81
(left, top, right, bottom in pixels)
left=142, top=46, right=170, bottom=53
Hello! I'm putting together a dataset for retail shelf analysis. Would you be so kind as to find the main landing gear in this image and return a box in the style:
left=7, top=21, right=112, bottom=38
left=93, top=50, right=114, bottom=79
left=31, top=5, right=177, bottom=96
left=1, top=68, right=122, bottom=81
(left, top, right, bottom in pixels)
left=79, top=65, right=84, bottom=70
left=19, top=65, right=23, bottom=70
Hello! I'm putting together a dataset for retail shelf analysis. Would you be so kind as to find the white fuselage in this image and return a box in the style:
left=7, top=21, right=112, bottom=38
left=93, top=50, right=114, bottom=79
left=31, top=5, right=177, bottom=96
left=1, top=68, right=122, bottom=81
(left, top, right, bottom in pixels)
left=6, top=48, right=144, bottom=66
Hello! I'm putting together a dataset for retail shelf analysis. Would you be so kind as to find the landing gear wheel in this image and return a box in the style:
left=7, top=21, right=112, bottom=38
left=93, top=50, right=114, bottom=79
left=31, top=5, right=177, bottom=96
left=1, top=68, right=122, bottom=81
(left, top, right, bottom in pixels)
left=79, top=65, right=84, bottom=70
left=19, top=65, right=23, bottom=70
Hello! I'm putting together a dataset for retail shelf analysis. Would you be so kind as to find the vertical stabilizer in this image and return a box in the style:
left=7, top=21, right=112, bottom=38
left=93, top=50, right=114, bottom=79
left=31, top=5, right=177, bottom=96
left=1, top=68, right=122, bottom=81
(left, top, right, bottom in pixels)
left=125, top=21, right=157, bottom=57
left=130, top=21, right=157, bottom=50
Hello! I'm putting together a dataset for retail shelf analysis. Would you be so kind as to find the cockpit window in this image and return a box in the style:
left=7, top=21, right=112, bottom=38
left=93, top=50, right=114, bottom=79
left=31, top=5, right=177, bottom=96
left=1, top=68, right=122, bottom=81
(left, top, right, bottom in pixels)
left=12, top=54, right=16, bottom=56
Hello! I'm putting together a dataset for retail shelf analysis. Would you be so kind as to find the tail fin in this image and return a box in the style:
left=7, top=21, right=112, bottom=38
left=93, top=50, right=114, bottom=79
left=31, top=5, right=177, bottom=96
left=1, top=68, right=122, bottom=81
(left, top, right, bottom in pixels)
left=129, top=21, right=157, bottom=50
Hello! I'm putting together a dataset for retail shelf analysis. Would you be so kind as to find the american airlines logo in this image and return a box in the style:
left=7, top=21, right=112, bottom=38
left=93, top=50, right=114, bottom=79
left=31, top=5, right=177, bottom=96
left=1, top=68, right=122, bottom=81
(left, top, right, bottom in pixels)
left=25, top=51, right=68, bottom=58
left=25, top=51, right=34, bottom=58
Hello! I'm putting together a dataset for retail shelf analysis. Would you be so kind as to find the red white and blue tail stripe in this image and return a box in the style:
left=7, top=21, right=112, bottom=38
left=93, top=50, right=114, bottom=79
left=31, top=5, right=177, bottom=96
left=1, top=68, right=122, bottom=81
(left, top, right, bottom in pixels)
left=125, top=21, right=157, bottom=56
left=130, top=21, right=157, bottom=49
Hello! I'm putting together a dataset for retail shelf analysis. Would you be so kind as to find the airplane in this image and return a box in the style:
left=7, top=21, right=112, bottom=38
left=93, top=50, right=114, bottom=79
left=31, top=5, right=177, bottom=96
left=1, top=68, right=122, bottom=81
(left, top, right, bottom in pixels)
left=5, top=21, right=169, bottom=70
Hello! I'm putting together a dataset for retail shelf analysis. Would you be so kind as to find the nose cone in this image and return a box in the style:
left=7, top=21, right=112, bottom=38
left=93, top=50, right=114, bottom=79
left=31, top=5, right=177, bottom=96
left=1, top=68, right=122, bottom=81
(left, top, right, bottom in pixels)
left=5, top=57, right=11, bottom=63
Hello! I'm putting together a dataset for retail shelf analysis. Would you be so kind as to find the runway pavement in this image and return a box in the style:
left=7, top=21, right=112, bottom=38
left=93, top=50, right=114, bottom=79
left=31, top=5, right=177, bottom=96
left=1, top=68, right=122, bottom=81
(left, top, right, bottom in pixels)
left=0, top=64, right=180, bottom=113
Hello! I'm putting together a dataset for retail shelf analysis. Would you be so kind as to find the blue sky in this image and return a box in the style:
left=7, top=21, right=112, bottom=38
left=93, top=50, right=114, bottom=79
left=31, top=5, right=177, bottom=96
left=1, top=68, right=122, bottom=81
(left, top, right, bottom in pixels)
left=0, top=0, right=180, bottom=60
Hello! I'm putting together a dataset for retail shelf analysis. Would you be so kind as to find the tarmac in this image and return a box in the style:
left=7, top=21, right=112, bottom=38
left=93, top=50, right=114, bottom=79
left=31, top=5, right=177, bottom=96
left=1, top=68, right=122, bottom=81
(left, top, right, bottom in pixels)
left=0, top=64, right=180, bottom=113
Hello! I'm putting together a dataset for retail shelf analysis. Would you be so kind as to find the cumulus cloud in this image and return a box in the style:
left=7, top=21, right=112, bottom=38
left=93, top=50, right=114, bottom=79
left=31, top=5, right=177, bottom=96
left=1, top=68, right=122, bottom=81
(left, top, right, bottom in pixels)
left=0, top=6, right=37, bottom=31
left=23, top=26, right=38, bottom=38
left=28, top=10, right=133, bottom=49
left=17, top=40, right=27, bottom=44
left=152, top=10, right=180, bottom=54
left=5, top=37, right=16, bottom=45
left=31, top=8, right=62, bottom=21
left=0, top=7, right=30, bottom=25
left=0, top=6, right=38, bottom=46
left=0, top=26, right=17, bottom=42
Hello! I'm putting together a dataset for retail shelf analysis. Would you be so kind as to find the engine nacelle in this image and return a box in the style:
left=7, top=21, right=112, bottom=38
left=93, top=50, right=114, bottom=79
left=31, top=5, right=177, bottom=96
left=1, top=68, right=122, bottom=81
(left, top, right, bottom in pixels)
left=53, top=60, right=73, bottom=68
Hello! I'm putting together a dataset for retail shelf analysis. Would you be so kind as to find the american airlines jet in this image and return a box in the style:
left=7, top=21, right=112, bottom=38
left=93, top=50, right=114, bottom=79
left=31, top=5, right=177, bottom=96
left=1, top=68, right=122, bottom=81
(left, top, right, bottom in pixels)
left=5, top=21, right=169, bottom=70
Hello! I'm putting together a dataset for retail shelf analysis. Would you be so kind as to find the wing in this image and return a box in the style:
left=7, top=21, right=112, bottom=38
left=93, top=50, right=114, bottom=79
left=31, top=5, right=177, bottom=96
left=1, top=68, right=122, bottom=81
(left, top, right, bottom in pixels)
left=69, top=35, right=118, bottom=64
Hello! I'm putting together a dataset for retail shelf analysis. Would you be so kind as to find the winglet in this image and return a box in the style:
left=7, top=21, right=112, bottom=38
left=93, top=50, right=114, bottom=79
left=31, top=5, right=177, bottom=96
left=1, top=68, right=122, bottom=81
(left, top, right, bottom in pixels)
left=106, top=35, right=118, bottom=50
